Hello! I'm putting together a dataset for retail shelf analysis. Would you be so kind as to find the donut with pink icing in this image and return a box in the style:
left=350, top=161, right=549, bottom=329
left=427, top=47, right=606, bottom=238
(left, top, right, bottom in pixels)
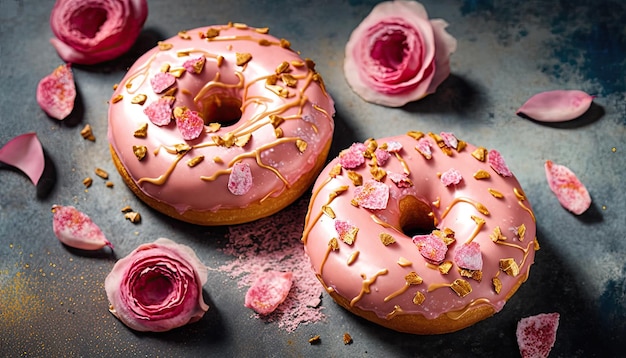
left=302, top=131, right=537, bottom=334
left=108, top=23, right=335, bottom=225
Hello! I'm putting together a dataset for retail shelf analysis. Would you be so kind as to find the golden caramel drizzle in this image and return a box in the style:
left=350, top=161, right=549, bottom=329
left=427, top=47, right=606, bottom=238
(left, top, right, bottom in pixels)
left=301, top=181, right=343, bottom=244
left=444, top=298, right=492, bottom=320
left=465, top=215, right=486, bottom=244
left=319, top=238, right=339, bottom=276
left=350, top=269, right=389, bottom=307
left=440, top=197, right=490, bottom=221
left=370, top=214, right=404, bottom=235
left=514, top=187, right=536, bottom=223
left=384, top=274, right=422, bottom=302
left=394, top=152, right=410, bottom=175
left=385, top=305, right=406, bottom=320
left=137, top=153, right=186, bottom=185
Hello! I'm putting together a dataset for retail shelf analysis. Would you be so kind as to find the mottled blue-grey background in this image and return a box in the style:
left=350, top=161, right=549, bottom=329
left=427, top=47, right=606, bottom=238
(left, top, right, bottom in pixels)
left=1, top=0, right=624, bottom=356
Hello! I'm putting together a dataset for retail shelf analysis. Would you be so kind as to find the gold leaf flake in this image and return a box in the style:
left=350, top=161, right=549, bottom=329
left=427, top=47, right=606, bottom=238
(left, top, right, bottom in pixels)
left=407, top=130, right=424, bottom=140
left=347, top=170, right=363, bottom=186
left=235, top=133, right=251, bottom=147
left=370, top=166, right=387, bottom=182
left=275, top=61, right=290, bottom=74
left=296, top=139, right=307, bottom=153
left=236, top=52, right=252, bottom=66
left=405, top=272, right=423, bottom=285
left=397, top=257, right=412, bottom=267
left=488, top=188, right=504, bottom=198
left=281, top=73, right=297, bottom=87
left=450, top=279, right=472, bottom=297
left=329, top=164, right=342, bottom=178
left=322, top=205, right=336, bottom=219
left=438, top=261, right=453, bottom=275
left=413, top=291, right=426, bottom=305
left=329, top=238, right=339, bottom=251
left=279, top=38, right=291, bottom=49
left=157, top=41, right=173, bottom=51
left=205, top=28, right=220, bottom=38
left=174, top=143, right=191, bottom=154
left=473, top=169, right=491, bottom=179
left=255, top=27, right=270, bottom=34
left=131, top=94, right=147, bottom=105
left=207, top=122, right=221, bottom=132
left=379, top=232, right=396, bottom=246
left=133, top=145, right=147, bottom=161
left=472, top=147, right=487, bottom=162
left=500, top=258, right=520, bottom=276
left=134, top=123, right=148, bottom=138
left=80, top=124, right=95, bottom=141
left=124, top=211, right=141, bottom=223
left=187, top=155, right=204, bottom=167
left=111, top=94, right=123, bottom=104
left=269, top=114, right=285, bottom=128
left=160, top=63, right=171, bottom=72
left=492, top=277, right=502, bottom=294
left=517, top=224, right=526, bottom=241
left=177, top=30, right=191, bottom=40
left=490, top=226, right=507, bottom=242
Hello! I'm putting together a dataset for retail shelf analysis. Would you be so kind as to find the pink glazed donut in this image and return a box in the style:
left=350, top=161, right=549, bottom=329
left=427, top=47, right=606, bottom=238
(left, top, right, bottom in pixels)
left=108, top=23, right=335, bottom=225
left=302, top=131, right=537, bottom=334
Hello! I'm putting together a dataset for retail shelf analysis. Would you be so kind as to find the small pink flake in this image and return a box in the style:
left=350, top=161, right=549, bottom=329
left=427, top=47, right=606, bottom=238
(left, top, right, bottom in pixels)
left=0, top=133, right=45, bottom=185
left=183, top=56, right=206, bottom=74
left=150, top=72, right=176, bottom=94
left=388, top=171, right=413, bottom=188
left=440, top=132, right=459, bottom=150
left=36, top=63, right=76, bottom=120
left=545, top=160, right=591, bottom=215
left=385, top=141, right=403, bottom=153
left=339, top=143, right=366, bottom=168
left=374, top=148, right=391, bottom=165
left=353, top=180, right=389, bottom=210
left=453, top=242, right=483, bottom=271
left=488, top=149, right=512, bottom=177
left=335, top=220, right=358, bottom=244
left=412, top=234, right=447, bottom=264
left=440, top=168, right=463, bottom=186
left=516, top=312, right=560, bottom=358
left=228, top=162, right=253, bottom=195
left=143, top=96, right=175, bottom=126
left=175, top=108, right=205, bottom=140
left=51, top=205, right=113, bottom=251
left=244, top=271, right=293, bottom=315
left=415, top=137, right=433, bottom=159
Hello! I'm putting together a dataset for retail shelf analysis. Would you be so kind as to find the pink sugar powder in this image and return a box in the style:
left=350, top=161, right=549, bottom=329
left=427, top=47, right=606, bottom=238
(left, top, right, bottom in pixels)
left=217, top=198, right=325, bottom=332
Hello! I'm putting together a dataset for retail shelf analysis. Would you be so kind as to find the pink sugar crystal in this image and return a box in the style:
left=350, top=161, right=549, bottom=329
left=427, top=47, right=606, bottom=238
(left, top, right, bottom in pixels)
left=415, top=137, right=433, bottom=159
left=175, top=107, right=204, bottom=140
left=440, top=132, right=459, bottom=150
left=228, top=162, right=253, bottom=195
left=339, top=143, right=366, bottom=168
left=488, top=149, right=512, bottom=177
left=440, top=168, right=463, bottom=186
left=388, top=171, right=413, bottom=188
left=413, top=233, right=447, bottom=264
left=144, top=96, right=174, bottom=126
left=385, top=140, right=403, bottom=153
left=150, top=72, right=176, bottom=94
left=375, top=148, right=391, bottom=165
left=353, top=179, right=389, bottom=209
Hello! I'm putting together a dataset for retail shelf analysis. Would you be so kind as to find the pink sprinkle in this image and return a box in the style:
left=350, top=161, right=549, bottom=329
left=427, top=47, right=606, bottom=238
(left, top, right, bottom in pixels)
left=353, top=180, right=389, bottom=210
left=516, top=312, right=560, bottom=358
left=183, top=56, right=206, bottom=74
left=374, top=148, right=391, bottom=165
left=545, top=160, right=591, bottom=215
left=143, top=96, right=175, bottom=126
left=150, top=72, right=176, bottom=94
left=175, top=108, right=205, bottom=140
left=339, top=143, right=366, bottom=168
left=228, top=162, right=253, bottom=195
left=488, top=149, right=512, bottom=177
left=415, top=137, right=433, bottom=159
left=245, top=271, right=293, bottom=315
left=388, top=171, right=413, bottom=188
left=335, top=219, right=358, bottom=245
left=440, top=132, right=459, bottom=150
left=412, top=234, right=447, bottom=264
left=36, top=63, right=76, bottom=120
left=385, top=141, right=403, bottom=153
left=440, top=168, right=463, bottom=186
left=453, top=242, right=483, bottom=271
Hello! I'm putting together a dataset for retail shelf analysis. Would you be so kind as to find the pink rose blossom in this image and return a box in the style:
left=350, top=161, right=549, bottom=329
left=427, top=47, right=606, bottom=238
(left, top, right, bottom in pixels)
left=344, top=1, right=457, bottom=107
left=49, top=0, right=148, bottom=65
left=104, top=238, right=209, bottom=332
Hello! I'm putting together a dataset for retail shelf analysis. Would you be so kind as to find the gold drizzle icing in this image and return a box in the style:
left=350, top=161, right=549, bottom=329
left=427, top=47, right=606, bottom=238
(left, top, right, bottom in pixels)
left=350, top=269, right=388, bottom=307
left=301, top=183, right=346, bottom=244
left=384, top=272, right=423, bottom=302
left=440, top=197, right=490, bottom=221
left=514, top=187, right=536, bottom=222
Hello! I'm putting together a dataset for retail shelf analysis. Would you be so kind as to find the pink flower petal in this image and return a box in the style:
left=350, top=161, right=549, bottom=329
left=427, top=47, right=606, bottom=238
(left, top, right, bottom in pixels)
left=440, top=168, right=463, bottom=186
left=244, top=271, right=293, bottom=315
left=339, top=143, right=366, bottom=169
left=517, top=90, right=593, bottom=122
left=415, top=137, right=433, bottom=159
left=344, top=1, right=456, bottom=107
left=150, top=72, right=176, bottom=94
left=49, top=0, right=148, bottom=65
left=183, top=56, right=206, bottom=74
left=412, top=233, right=447, bottom=264
left=104, top=238, right=209, bottom=332
left=374, top=148, right=391, bottom=165
left=175, top=107, right=204, bottom=140
left=388, top=171, right=413, bottom=188
left=440, top=131, right=458, bottom=150
left=453, top=242, right=482, bottom=271
left=51, top=205, right=113, bottom=250
left=143, top=96, right=175, bottom=126
left=545, top=160, right=591, bottom=215
left=228, top=162, right=253, bottom=195
left=516, top=313, right=560, bottom=358
left=353, top=180, right=390, bottom=209
left=335, top=219, right=358, bottom=245
left=0, top=133, right=45, bottom=185
left=36, top=64, right=76, bottom=120
left=488, top=149, right=512, bottom=177
left=385, top=140, right=403, bottom=153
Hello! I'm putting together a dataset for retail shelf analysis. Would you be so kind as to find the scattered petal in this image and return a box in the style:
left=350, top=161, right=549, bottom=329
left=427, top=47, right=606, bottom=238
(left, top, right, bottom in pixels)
left=143, top=96, right=175, bottom=126
left=150, top=72, right=176, bottom=94
left=517, top=90, right=593, bottom=122
left=0, top=133, right=45, bottom=185
left=228, top=162, right=253, bottom=195
left=453, top=242, right=483, bottom=271
left=183, top=55, right=206, bottom=74
left=388, top=171, right=413, bottom=188
left=440, top=168, right=463, bottom=186
left=339, top=143, right=366, bottom=169
left=51, top=205, right=113, bottom=250
left=36, top=64, right=76, bottom=120
left=545, top=160, right=591, bottom=215
left=244, top=271, right=293, bottom=315
left=412, top=234, right=447, bottom=264
left=335, top=220, right=358, bottom=245
left=516, top=312, right=560, bottom=358
left=488, top=149, right=512, bottom=177
left=353, top=180, right=390, bottom=209
left=174, top=107, right=204, bottom=140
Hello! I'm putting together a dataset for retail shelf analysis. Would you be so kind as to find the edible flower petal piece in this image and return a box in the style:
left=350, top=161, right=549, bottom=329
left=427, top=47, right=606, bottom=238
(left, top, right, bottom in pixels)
left=440, top=168, right=463, bottom=186
left=335, top=219, right=359, bottom=245
left=183, top=55, right=206, bottom=74
left=517, top=90, right=593, bottom=122
left=36, top=64, right=76, bottom=120
left=415, top=137, right=433, bottom=159
left=385, top=140, right=403, bottom=153
left=51, top=205, right=113, bottom=250
left=374, top=148, right=391, bottom=165
left=150, top=72, right=176, bottom=94
left=104, top=238, right=209, bottom=332
left=488, top=149, right=512, bottom=177
left=143, top=96, right=175, bottom=126
left=412, top=233, right=447, bottom=264
left=228, top=162, right=253, bottom=195
left=244, top=271, right=293, bottom=315
left=344, top=0, right=457, bottom=107
left=175, top=107, right=204, bottom=140
left=353, top=180, right=390, bottom=209
left=545, top=160, right=591, bottom=215
left=339, top=143, right=366, bottom=169
left=453, top=242, right=483, bottom=271
left=516, top=313, right=560, bottom=358
left=440, top=132, right=458, bottom=150
left=388, top=171, right=413, bottom=188
left=49, top=0, right=148, bottom=65
left=0, top=133, right=45, bottom=185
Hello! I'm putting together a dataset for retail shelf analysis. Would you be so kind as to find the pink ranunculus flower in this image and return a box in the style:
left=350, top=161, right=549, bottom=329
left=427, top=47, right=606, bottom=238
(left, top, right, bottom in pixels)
left=49, top=0, right=148, bottom=65
left=344, top=1, right=457, bottom=107
left=104, top=238, right=209, bottom=332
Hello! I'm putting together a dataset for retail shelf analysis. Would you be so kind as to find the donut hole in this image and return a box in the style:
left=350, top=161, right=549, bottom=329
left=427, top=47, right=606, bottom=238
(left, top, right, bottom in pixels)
left=398, top=196, right=435, bottom=237
left=198, top=92, right=242, bottom=127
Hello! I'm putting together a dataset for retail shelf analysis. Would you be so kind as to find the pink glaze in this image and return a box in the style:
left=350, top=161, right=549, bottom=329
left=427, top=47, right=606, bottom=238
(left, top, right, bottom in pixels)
left=108, top=24, right=335, bottom=216
left=302, top=132, right=536, bottom=324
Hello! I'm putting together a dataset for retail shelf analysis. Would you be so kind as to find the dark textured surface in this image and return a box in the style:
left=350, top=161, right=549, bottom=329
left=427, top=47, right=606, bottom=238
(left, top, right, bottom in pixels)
left=1, top=0, right=625, bottom=356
